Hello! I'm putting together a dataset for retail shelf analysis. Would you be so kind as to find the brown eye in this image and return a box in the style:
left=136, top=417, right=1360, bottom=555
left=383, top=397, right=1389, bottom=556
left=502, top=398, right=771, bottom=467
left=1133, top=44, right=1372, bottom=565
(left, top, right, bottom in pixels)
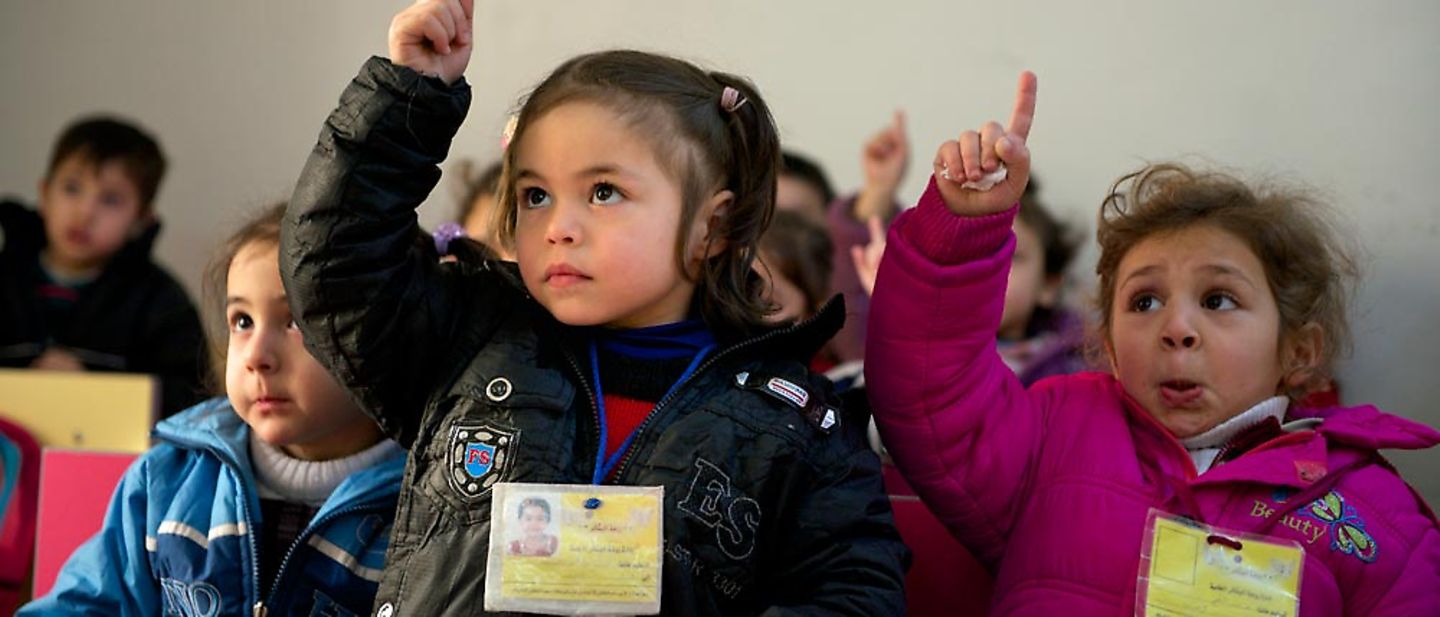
left=1202, top=293, right=1238, bottom=311
left=1130, top=294, right=1162, bottom=313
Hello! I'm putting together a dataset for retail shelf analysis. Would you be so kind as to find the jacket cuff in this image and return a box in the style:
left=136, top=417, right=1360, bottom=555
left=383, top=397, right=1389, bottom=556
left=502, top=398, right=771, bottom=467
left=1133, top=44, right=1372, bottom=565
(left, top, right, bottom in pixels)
left=895, top=176, right=1017, bottom=265
left=350, top=56, right=472, bottom=149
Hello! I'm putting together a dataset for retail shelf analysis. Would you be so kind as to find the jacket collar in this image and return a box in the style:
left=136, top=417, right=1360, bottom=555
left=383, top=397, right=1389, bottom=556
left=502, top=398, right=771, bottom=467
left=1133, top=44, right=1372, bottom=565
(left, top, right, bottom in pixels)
left=154, top=398, right=406, bottom=513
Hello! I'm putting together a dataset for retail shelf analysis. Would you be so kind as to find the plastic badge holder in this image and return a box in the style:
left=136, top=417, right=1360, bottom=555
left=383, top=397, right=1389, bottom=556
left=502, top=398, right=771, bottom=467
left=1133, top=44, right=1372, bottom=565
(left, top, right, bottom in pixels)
left=1136, top=509, right=1304, bottom=617
left=486, top=482, right=664, bottom=615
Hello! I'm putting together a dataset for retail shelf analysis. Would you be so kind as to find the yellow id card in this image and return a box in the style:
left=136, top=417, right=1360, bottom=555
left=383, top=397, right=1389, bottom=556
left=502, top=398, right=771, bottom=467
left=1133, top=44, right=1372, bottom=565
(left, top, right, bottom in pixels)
left=485, top=483, right=664, bottom=615
left=1137, top=509, right=1304, bottom=617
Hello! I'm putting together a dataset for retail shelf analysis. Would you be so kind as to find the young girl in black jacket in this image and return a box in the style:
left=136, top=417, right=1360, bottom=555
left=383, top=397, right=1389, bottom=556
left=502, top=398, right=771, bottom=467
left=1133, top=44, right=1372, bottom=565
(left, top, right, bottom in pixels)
left=280, top=1, right=906, bottom=615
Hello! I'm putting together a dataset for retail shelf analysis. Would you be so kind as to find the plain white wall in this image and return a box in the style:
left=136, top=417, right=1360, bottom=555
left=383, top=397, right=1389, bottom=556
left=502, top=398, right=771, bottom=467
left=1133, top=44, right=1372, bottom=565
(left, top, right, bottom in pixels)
left=2, top=1, right=1437, bottom=501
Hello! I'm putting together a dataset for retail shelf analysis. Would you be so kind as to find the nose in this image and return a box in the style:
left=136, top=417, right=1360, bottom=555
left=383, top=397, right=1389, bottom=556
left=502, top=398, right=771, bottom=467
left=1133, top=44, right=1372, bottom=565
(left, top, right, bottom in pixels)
left=543, top=201, right=582, bottom=246
left=242, top=328, right=280, bottom=374
left=1160, top=307, right=1200, bottom=350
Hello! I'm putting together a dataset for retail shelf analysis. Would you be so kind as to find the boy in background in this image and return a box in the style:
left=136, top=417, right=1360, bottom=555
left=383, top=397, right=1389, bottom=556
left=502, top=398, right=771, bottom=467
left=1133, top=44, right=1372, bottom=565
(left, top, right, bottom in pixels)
left=0, top=116, right=208, bottom=418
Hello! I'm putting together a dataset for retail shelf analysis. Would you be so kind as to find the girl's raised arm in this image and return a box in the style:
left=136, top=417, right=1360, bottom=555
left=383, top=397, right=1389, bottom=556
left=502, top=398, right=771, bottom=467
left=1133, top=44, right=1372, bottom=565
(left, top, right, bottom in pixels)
left=281, top=0, right=493, bottom=448
left=866, top=72, right=1051, bottom=568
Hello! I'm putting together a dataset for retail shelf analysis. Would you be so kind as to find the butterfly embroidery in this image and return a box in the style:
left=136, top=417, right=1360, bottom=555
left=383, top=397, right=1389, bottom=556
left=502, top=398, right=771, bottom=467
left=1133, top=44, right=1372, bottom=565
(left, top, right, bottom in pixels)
left=1301, top=490, right=1378, bottom=563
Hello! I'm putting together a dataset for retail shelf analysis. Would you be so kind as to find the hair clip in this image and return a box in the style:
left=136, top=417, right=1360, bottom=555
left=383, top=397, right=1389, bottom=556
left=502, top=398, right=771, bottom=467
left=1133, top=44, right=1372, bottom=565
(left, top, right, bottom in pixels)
left=720, top=86, right=748, bottom=113
left=500, top=114, right=519, bottom=151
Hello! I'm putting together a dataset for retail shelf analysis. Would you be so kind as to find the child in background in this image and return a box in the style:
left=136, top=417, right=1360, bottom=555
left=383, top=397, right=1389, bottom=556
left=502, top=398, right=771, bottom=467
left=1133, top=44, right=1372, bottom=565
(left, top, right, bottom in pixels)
left=851, top=176, right=1088, bottom=387
left=0, top=116, right=209, bottom=417
left=756, top=211, right=834, bottom=324
left=868, top=73, right=1439, bottom=614
left=20, top=204, right=404, bottom=617
left=280, top=1, right=906, bottom=615
left=756, top=210, right=838, bottom=371
left=827, top=113, right=910, bottom=363
left=776, top=150, right=835, bottom=226
left=452, top=159, right=509, bottom=259
left=995, top=179, right=1088, bottom=385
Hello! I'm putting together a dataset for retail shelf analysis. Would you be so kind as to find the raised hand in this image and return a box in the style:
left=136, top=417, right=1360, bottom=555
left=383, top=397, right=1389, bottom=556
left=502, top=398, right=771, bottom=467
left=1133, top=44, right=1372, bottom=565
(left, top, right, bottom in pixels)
left=933, top=71, right=1037, bottom=217
left=388, top=0, right=474, bottom=85
left=855, top=111, right=911, bottom=222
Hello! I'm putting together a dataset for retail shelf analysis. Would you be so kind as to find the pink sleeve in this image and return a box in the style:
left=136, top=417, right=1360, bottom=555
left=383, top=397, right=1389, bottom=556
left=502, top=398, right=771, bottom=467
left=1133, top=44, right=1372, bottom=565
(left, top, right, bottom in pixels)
left=864, top=177, right=1046, bottom=567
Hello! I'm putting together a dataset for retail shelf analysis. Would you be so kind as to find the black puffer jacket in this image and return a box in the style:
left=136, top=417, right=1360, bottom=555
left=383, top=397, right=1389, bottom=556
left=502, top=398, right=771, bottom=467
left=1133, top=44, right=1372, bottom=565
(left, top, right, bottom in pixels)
left=281, top=57, right=907, bottom=616
left=0, top=200, right=210, bottom=417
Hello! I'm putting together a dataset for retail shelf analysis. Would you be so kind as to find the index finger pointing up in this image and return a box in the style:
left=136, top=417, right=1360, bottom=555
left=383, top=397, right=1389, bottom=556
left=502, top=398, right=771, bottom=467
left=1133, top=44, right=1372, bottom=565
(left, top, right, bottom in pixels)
left=1007, top=71, right=1038, bottom=141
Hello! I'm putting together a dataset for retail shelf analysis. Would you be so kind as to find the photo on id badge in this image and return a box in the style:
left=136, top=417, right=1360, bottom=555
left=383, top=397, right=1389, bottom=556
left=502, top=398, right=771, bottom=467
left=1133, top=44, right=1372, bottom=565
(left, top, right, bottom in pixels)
left=507, top=493, right=560, bottom=558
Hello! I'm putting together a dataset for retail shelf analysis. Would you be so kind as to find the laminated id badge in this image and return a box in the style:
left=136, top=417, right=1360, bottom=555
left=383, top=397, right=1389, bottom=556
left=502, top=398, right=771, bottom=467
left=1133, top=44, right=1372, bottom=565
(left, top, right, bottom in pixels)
left=1136, top=509, right=1304, bottom=617
left=485, top=483, right=664, bottom=615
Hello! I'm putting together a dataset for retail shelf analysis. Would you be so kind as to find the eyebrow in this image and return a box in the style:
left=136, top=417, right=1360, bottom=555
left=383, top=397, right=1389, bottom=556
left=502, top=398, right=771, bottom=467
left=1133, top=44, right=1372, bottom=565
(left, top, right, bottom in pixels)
left=1199, top=263, right=1258, bottom=288
left=1119, top=263, right=1258, bottom=289
left=515, top=164, right=634, bottom=183
left=1120, top=265, right=1162, bottom=288
left=225, top=294, right=287, bottom=307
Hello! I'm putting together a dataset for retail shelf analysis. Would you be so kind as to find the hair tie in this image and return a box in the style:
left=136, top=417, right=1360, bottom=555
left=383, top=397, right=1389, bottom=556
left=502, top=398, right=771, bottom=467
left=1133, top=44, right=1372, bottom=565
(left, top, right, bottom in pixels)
left=433, top=222, right=468, bottom=255
left=720, top=86, right=748, bottom=113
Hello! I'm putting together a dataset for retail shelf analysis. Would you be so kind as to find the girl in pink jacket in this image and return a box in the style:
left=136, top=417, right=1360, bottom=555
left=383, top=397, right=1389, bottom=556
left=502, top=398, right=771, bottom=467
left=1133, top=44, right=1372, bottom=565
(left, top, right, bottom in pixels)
left=867, top=73, right=1439, bottom=616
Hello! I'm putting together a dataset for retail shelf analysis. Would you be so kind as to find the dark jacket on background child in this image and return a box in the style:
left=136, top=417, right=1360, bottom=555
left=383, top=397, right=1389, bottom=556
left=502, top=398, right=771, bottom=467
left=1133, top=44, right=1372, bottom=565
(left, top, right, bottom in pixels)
left=0, top=200, right=209, bottom=416
left=281, top=58, right=907, bottom=616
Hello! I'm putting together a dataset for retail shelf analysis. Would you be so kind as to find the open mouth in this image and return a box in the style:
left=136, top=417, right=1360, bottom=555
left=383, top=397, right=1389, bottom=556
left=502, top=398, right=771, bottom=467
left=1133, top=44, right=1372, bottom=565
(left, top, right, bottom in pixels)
left=1159, top=380, right=1203, bottom=407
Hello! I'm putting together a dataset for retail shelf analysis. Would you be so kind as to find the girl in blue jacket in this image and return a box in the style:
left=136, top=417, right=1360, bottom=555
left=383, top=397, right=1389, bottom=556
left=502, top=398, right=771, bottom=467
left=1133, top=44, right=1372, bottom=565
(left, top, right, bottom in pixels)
left=20, top=204, right=404, bottom=617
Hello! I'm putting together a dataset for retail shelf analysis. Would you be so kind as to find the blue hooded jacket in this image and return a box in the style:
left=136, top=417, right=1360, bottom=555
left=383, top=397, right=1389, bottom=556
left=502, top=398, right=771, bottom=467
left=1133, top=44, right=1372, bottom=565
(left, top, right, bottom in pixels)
left=20, top=397, right=404, bottom=617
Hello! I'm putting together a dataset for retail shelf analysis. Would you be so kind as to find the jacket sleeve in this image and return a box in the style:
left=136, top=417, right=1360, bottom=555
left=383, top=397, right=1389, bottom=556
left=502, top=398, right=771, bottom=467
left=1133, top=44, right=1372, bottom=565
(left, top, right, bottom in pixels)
left=280, top=57, right=483, bottom=447
left=761, top=434, right=909, bottom=616
left=17, top=455, right=159, bottom=616
left=864, top=177, right=1046, bottom=568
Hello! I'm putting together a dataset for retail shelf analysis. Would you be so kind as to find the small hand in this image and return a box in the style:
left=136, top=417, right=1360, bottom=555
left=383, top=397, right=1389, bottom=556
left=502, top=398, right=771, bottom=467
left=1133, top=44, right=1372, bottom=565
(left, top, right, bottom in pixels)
left=863, top=110, right=910, bottom=195
left=855, top=111, right=911, bottom=222
left=932, top=71, right=1037, bottom=217
left=388, top=0, right=474, bottom=85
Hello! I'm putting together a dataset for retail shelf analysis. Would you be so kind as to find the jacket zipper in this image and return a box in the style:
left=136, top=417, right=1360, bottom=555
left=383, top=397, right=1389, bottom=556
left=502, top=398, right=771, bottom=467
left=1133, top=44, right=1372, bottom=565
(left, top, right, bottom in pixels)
left=158, top=434, right=267, bottom=617
left=562, top=348, right=603, bottom=481
left=610, top=315, right=822, bottom=482
left=160, top=429, right=392, bottom=617
left=255, top=503, right=385, bottom=615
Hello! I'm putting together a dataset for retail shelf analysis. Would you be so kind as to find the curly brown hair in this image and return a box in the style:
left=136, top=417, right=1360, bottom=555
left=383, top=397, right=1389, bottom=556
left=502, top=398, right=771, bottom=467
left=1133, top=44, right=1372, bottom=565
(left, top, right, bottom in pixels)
left=494, top=50, right=779, bottom=342
left=1095, top=163, right=1358, bottom=398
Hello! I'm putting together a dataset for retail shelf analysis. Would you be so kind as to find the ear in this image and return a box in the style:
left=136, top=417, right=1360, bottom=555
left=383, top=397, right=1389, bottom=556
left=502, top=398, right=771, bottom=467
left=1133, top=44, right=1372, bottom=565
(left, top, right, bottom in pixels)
left=1103, top=335, right=1119, bottom=376
left=1280, top=322, right=1324, bottom=390
left=688, top=189, right=734, bottom=262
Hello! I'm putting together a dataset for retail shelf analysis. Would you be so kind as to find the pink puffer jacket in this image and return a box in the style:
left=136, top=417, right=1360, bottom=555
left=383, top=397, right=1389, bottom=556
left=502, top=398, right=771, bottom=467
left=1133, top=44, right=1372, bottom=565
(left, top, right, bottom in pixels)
left=866, top=179, right=1440, bottom=616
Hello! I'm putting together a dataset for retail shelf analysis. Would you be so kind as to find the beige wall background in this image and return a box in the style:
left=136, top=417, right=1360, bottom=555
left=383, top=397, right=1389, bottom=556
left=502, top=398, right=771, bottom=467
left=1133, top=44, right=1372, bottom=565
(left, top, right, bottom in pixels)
left=2, top=1, right=1437, bottom=501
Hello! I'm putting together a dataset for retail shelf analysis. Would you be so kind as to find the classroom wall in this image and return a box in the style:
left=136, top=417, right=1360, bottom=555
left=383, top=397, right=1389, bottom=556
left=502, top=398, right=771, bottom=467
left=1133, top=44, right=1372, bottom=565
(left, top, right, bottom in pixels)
left=2, top=1, right=1437, bottom=502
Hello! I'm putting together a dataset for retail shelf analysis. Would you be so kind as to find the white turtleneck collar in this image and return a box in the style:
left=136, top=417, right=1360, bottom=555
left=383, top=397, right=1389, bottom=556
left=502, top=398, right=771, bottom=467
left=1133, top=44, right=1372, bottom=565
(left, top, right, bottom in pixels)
left=249, top=433, right=401, bottom=507
left=1181, top=396, right=1289, bottom=474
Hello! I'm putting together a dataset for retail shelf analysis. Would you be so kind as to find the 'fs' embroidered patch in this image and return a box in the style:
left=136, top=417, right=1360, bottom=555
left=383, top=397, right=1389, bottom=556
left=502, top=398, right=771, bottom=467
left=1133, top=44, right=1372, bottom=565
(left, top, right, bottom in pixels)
left=447, top=422, right=518, bottom=499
